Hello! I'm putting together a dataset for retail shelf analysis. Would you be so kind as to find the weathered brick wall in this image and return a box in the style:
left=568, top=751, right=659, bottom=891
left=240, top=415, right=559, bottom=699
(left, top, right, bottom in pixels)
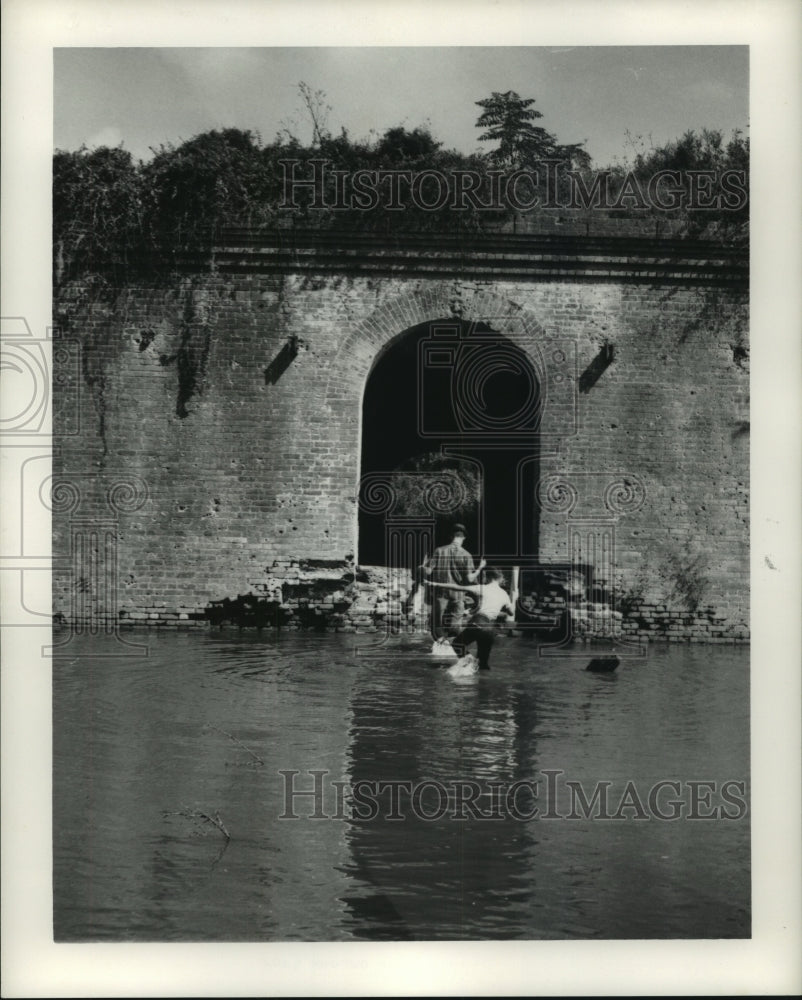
left=53, top=257, right=748, bottom=640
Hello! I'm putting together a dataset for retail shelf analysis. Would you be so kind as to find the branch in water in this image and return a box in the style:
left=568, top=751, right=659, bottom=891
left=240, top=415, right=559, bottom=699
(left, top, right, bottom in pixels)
left=196, top=809, right=231, bottom=841
left=206, top=723, right=265, bottom=765
left=165, top=806, right=232, bottom=842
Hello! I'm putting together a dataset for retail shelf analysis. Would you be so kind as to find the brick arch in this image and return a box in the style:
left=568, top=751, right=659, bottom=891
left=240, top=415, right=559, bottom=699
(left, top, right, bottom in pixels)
left=324, top=285, right=548, bottom=411
left=324, top=284, right=552, bottom=560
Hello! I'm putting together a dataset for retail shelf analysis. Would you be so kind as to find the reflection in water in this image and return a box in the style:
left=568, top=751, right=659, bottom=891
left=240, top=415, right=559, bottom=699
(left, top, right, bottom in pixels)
left=54, top=631, right=750, bottom=940
left=342, top=667, right=543, bottom=939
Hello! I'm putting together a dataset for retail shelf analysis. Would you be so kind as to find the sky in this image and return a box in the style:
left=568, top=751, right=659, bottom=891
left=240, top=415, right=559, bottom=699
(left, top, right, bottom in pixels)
left=54, top=46, right=748, bottom=167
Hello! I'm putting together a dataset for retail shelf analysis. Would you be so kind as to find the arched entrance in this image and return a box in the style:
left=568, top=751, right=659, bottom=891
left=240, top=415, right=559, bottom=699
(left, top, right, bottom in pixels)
left=358, top=318, right=541, bottom=568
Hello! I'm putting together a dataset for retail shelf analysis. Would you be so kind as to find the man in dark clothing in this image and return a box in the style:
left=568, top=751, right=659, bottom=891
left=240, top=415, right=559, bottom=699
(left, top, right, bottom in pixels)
left=420, top=523, right=485, bottom=640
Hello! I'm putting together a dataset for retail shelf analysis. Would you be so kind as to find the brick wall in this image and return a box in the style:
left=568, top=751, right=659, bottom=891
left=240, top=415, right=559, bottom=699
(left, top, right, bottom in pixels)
left=53, top=238, right=748, bottom=641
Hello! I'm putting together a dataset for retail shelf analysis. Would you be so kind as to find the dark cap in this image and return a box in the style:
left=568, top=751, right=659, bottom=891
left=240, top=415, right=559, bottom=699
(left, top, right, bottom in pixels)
left=451, top=523, right=467, bottom=536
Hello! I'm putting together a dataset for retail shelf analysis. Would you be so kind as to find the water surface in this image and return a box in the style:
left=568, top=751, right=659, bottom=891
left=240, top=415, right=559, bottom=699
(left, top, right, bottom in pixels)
left=53, top=630, right=749, bottom=940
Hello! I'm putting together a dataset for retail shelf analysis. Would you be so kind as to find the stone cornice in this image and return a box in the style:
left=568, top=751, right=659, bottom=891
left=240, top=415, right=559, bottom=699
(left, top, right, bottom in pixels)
left=206, top=228, right=748, bottom=289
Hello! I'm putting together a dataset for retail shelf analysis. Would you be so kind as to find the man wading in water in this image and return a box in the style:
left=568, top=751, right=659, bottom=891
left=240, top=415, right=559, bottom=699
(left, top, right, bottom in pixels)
left=428, top=568, right=515, bottom=670
left=419, top=523, right=485, bottom=642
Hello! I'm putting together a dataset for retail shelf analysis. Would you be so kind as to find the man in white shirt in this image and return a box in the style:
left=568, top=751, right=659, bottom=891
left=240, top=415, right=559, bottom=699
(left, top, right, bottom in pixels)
left=427, top=567, right=515, bottom=670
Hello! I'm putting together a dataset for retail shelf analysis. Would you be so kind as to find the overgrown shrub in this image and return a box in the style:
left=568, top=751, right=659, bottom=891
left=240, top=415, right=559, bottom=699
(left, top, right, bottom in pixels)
left=53, top=101, right=749, bottom=286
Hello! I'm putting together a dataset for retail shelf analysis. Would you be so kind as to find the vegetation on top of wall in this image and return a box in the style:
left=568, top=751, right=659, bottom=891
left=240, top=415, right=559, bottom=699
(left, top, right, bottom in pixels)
left=610, top=127, right=749, bottom=240
left=53, top=85, right=749, bottom=286
left=54, top=145, right=144, bottom=285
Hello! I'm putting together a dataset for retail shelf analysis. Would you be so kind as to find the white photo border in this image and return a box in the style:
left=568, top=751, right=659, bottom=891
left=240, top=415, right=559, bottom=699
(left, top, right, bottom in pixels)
left=2, top=0, right=800, bottom=995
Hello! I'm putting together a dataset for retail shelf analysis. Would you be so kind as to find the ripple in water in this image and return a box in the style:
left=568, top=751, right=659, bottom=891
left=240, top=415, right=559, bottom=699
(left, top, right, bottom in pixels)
left=54, top=631, right=749, bottom=940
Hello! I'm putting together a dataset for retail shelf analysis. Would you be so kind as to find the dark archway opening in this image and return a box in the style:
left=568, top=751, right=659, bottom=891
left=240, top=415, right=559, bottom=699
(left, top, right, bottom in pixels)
left=359, top=318, right=540, bottom=567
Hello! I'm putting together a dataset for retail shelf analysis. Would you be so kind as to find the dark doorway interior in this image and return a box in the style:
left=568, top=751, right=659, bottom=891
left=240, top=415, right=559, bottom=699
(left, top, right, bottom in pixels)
left=359, top=319, right=540, bottom=567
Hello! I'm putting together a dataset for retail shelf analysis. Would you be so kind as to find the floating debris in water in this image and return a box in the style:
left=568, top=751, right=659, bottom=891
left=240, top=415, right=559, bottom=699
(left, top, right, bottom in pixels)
left=586, top=656, right=620, bottom=673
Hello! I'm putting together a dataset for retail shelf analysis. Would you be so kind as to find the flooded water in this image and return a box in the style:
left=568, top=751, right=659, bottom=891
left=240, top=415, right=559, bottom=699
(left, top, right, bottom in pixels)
left=53, top=630, right=749, bottom=941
